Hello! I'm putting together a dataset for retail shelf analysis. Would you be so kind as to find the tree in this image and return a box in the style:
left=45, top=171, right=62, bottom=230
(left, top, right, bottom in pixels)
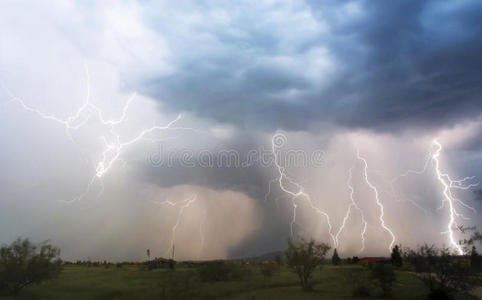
left=407, top=244, right=475, bottom=299
left=146, top=249, right=150, bottom=261
left=0, top=238, right=62, bottom=295
left=331, top=248, right=341, bottom=266
left=470, top=246, right=480, bottom=269
left=284, top=238, right=330, bottom=291
left=274, top=253, right=281, bottom=266
left=274, top=253, right=282, bottom=274
left=391, top=244, right=403, bottom=267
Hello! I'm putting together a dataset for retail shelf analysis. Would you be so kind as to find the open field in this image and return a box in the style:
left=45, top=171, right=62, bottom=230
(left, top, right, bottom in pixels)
left=0, top=264, right=478, bottom=300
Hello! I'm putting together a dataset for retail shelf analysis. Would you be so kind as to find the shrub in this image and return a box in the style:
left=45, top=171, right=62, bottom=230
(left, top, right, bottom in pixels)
left=197, top=261, right=251, bottom=282
left=160, top=270, right=198, bottom=299
left=259, top=263, right=276, bottom=277
left=371, top=263, right=396, bottom=298
left=427, top=288, right=451, bottom=300
left=285, top=238, right=330, bottom=291
left=407, top=244, right=476, bottom=296
left=352, top=285, right=371, bottom=298
left=349, top=268, right=372, bottom=298
left=0, top=238, right=62, bottom=295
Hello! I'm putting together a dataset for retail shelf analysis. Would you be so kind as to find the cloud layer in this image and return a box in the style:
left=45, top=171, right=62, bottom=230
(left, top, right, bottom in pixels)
left=0, top=0, right=481, bottom=260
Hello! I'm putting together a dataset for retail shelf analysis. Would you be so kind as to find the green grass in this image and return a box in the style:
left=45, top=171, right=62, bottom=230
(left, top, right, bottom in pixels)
left=0, top=264, right=477, bottom=300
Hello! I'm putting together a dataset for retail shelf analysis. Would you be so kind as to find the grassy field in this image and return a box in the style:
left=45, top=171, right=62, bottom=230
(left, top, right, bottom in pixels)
left=0, top=264, right=477, bottom=300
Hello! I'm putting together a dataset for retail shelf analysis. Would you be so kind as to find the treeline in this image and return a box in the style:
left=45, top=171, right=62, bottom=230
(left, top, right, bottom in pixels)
left=1, top=234, right=481, bottom=299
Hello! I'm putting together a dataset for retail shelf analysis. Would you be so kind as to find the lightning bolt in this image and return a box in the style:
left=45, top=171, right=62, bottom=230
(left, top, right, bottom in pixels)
left=197, top=209, right=207, bottom=260
left=388, top=149, right=433, bottom=214
left=166, top=194, right=198, bottom=258
left=152, top=194, right=199, bottom=258
left=269, top=133, right=336, bottom=246
left=335, top=167, right=367, bottom=252
left=357, top=150, right=396, bottom=252
left=432, top=140, right=478, bottom=255
left=391, top=140, right=478, bottom=255
left=2, top=65, right=189, bottom=202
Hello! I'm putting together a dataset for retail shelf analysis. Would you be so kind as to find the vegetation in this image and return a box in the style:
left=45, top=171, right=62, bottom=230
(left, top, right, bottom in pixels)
left=405, top=244, right=476, bottom=299
left=0, top=238, right=62, bottom=295
left=0, top=238, right=480, bottom=299
left=284, top=238, right=330, bottom=291
left=0, top=264, right=451, bottom=300
left=196, top=261, right=251, bottom=282
left=259, top=263, right=276, bottom=277
left=331, top=249, right=341, bottom=266
left=470, top=246, right=480, bottom=270
left=391, top=245, right=403, bottom=267
left=370, top=263, right=396, bottom=298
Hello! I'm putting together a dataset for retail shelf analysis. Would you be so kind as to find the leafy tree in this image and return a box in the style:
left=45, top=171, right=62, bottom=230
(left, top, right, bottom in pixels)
left=331, top=248, right=341, bottom=266
left=390, top=244, right=403, bottom=267
left=0, top=238, right=62, bottom=295
left=284, top=238, right=330, bottom=291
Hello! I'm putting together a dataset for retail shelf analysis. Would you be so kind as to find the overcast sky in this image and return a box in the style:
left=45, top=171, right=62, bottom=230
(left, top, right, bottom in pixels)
left=1, top=0, right=481, bottom=261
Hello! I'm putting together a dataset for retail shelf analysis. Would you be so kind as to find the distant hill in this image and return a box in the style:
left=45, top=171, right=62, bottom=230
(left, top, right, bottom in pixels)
left=244, top=250, right=284, bottom=262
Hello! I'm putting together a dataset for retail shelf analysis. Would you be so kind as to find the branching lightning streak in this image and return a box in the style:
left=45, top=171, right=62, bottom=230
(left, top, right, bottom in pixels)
left=389, top=152, right=432, bottom=215
left=167, top=194, right=198, bottom=258
left=392, top=140, right=478, bottom=255
left=153, top=194, right=199, bottom=258
left=432, top=140, right=478, bottom=255
left=335, top=167, right=367, bottom=252
left=270, top=133, right=336, bottom=245
left=357, top=150, right=396, bottom=252
left=2, top=66, right=189, bottom=202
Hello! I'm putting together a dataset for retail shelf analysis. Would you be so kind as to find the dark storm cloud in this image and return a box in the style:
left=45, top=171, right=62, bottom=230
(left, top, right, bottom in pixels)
left=475, top=190, right=482, bottom=201
left=322, top=0, right=482, bottom=130
left=142, top=0, right=482, bottom=132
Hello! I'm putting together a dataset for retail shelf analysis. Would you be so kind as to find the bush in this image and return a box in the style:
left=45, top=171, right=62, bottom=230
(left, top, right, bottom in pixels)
left=349, top=268, right=372, bottom=298
left=352, top=285, right=371, bottom=298
left=160, top=270, right=198, bottom=299
left=197, top=261, right=251, bottom=282
left=427, top=288, right=452, bottom=300
left=406, top=244, right=476, bottom=296
left=259, top=263, right=276, bottom=277
left=0, top=238, right=62, bottom=295
left=371, top=263, right=395, bottom=298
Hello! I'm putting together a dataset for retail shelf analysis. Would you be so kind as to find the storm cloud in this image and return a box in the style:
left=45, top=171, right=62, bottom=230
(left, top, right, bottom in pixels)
left=140, top=0, right=482, bottom=132
left=1, top=0, right=481, bottom=261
